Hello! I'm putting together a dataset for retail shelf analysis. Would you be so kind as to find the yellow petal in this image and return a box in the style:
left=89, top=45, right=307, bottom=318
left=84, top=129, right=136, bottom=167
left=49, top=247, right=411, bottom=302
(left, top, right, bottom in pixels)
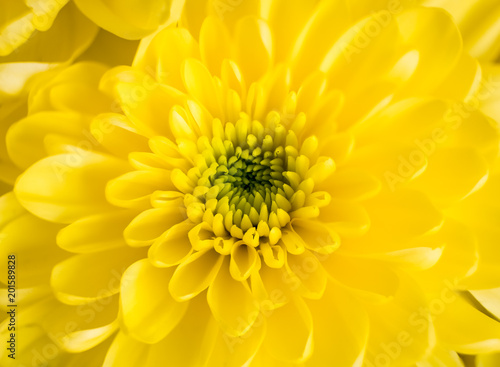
left=324, top=254, right=400, bottom=303
left=75, top=29, right=140, bottom=68
left=57, top=210, right=138, bottom=253
left=266, top=0, right=319, bottom=63
left=0, top=2, right=98, bottom=63
left=90, top=114, right=150, bottom=159
left=291, top=0, right=350, bottom=85
left=472, top=288, right=500, bottom=321
left=305, top=283, right=369, bottom=367
left=322, top=169, right=381, bottom=201
left=417, top=345, right=465, bottom=367
left=6, top=111, right=88, bottom=169
left=124, top=207, right=187, bottom=247
left=15, top=152, right=130, bottom=223
left=134, top=27, right=200, bottom=90
left=121, top=259, right=188, bottom=343
left=73, top=0, right=171, bottom=40
left=169, top=248, right=224, bottom=301
left=106, top=169, right=174, bottom=209
left=199, top=17, right=230, bottom=76
left=100, top=66, right=185, bottom=138
left=233, top=17, right=272, bottom=85
left=477, top=353, right=500, bottom=367
left=318, top=199, right=370, bottom=238
left=395, top=7, right=463, bottom=97
left=230, top=241, right=260, bottom=281
left=264, top=297, right=313, bottom=363
left=207, top=257, right=260, bottom=336
left=364, top=275, right=435, bottom=366
left=409, top=148, right=489, bottom=207
left=286, top=249, right=327, bottom=299
left=28, top=61, right=110, bottom=114
left=0, top=211, right=68, bottom=287
left=446, top=174, right=500, bottom=232
left=149, top=221, right=195, bottom=267
left=458, top=229, right=500, bottom=290
left=206, top=0, right=261, bottom=33
left=144, top=295, right=218, bottom=367
left=62, top=321, right=118, bottom=353
left=206, top=321, right=266, bottom=367
left=182, top=58, right=224, bottom=118
left=51, top=247, right=146, bottom=305
left=288, top=218, right=340, bottom=254
left=435, top=294, right=500, bottom=353
left=39, top=296, right=119, bottom=353
left=363, top=189, right=443, bottom=240
left=103, top=332, right=149, bottom=367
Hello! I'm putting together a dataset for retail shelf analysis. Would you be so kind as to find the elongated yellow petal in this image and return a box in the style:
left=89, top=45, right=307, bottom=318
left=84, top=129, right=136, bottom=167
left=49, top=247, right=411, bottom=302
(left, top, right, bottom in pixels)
left=121, top=259, right=188, bottom=343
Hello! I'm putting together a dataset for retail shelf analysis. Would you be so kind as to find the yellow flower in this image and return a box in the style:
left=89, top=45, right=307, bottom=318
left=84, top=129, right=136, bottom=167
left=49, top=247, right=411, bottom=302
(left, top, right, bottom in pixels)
left=2, top=0, right=500, bottom=366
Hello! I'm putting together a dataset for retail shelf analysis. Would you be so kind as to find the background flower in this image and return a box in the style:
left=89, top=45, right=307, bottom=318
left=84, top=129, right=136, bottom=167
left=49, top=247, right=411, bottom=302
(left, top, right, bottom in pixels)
left=0, top=0, right=186, bottom=101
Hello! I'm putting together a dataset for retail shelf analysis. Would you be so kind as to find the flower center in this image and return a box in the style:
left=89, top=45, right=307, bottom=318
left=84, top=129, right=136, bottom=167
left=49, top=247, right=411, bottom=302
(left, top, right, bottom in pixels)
left=180, top=112, right=332, bottom=248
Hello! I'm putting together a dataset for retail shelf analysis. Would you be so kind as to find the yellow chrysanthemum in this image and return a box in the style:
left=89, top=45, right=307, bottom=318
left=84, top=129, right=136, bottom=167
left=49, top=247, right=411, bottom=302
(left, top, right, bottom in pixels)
left=2, top=0, right=500, bottom=366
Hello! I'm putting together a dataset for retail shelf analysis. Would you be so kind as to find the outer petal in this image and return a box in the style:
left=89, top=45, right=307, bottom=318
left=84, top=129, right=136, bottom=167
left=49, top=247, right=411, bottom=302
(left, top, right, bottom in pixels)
left=0, top=203, right=68, bottom=286
left=102, top=332, right=149, bottom=367
left=169, top=248, right=224, bottom=301
left=51, top=247, right=146, bottom=305
left=14, top=152, right=130, bottom=223
left=57, top=210, right=137, bottom=253
left=305, top=283, right=369, bottom=367
left=144, top=295, right=218, bottom=367
left=264, top=297, right=313, bottom=363
left=121, top=259, right=188, bottom=344
left=207, top=257, right=260, bottom=337
left=363, top=275, right=436, bottom=366
left=0, top=3, right=98, bottom=96
left=73, top=0, right=172, bottom=40
left=435, top=294, right=500, bottom=353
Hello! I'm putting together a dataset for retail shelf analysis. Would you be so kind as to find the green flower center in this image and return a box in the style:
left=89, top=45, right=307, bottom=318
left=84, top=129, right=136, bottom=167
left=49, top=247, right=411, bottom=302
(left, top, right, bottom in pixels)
left=182, top=112, right=333, bottom=247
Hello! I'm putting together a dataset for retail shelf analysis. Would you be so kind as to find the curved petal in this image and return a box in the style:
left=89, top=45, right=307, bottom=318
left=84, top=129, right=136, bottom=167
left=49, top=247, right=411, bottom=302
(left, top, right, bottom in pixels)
left=148, top=221, right=195, bottom=267
left=144, top=295, right=218, bottom=367
left=57, top=210, right=138, bottom=253
left=103, top=332, right=150, bottom=367
left=123, top=207, right=187, bottom=247
left=305, top=283, right=369, bottom=367
left=51, top=247, right=146, bottom=305
left=0, top=212, right=68, bottom=287
left=14, top=152, right=130, bottom=223
left=435, top=294, right=500, bottom=354
left=121, top=259, right=188, bottom=344
left=6, top=111, right=88, bottom=169
left=233, top=17, right=273, bottom=85
left=364, top=275, right=436, bottom=366
left=169, top=248, right=224, bottom=301
left=264, top=297, right=313, bottom=363
left=207, top=257, right=260, bottom=337
left=73, top=0, right=171, bottom=40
